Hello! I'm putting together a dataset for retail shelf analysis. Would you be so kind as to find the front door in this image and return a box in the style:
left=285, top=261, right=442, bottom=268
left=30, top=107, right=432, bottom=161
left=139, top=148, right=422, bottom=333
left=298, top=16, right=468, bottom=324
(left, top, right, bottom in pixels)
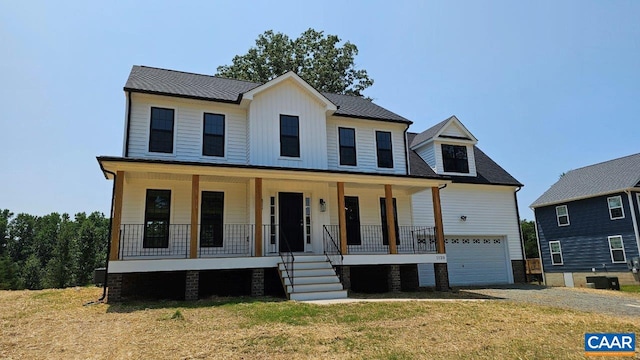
left=278, top=192, right=304, bottom=252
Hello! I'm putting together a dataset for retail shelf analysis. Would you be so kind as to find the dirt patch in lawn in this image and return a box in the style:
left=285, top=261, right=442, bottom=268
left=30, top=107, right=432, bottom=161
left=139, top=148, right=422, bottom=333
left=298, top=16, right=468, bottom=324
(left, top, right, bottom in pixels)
left=0, top=287, right=638, bottom=359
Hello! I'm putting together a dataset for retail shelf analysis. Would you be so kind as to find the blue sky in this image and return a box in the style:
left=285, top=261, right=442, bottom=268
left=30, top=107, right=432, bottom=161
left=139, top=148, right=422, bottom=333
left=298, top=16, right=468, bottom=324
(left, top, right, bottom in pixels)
left=1, top=1, right=638, bottom=220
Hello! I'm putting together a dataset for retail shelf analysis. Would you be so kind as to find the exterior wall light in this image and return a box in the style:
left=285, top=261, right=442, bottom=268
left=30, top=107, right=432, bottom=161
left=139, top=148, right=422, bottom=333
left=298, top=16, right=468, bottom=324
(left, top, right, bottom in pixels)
left=319, top=199, right=326, bottom=212
left=460, top=215, right=467, bottom=221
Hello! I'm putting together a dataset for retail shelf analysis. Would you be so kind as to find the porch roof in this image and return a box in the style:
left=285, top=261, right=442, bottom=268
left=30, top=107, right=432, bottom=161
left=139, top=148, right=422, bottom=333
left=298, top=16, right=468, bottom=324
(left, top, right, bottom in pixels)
left=97, top=156, right=448, bottom=190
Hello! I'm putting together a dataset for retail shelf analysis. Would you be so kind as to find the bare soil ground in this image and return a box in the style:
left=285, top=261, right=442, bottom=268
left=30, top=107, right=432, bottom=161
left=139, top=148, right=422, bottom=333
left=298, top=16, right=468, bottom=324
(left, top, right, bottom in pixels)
left=0, top=287, right=638, bottom=359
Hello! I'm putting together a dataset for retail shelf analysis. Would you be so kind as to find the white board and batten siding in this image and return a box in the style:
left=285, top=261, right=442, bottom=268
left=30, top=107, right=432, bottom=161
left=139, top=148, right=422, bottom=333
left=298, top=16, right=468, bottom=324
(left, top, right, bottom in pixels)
left=248, top=80, right=328, bottom=169
left=126, top=93, right=248, bottom=165
left=326, top=117, right=407, bottom=175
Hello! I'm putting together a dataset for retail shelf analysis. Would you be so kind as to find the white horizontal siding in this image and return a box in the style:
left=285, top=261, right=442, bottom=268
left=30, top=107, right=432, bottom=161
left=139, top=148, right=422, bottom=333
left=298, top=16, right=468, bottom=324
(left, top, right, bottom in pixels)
left=248, top=80, right=328, bottom=169
left=127, top=93, right=248, bottom=165
left=414, top=143, right=436, bottom=170
left=433, top=140, right=477, bottom=177
left=326, top=117, right=407, bottom=174
left=412, top=184, right=522, bottom=260
left=440, top=122, right=467, bottom=138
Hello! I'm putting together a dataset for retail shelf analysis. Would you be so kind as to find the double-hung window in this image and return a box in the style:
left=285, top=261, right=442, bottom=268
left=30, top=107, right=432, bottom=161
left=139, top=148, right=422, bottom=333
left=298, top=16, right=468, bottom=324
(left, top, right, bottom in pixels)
left=339, top=127, right=356, bottom=166
left=549, top=241, right=563, bottom=265
left=203, top=113, right=225, bottom=157
left=149, top=107, right=174, bottom=153
left=556, top=205, right=569, bottom=226
left=376, top=131, right=393, bottom=168
left=441, top=144, right=469, bottom=173
left=143, top=189, right=171, bottom=248
left=280, top=115, right=300, bottom=157
left=608, top=235, right=626, bottom=263
left=607, top=196, right=625, bottom=220
left=200, top=191, right=224, bottom=247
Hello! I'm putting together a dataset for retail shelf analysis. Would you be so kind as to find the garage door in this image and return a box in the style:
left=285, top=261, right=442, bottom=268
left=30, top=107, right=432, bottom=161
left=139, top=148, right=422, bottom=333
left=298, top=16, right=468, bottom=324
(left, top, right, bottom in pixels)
left=419, top=236, right=511, bottom=286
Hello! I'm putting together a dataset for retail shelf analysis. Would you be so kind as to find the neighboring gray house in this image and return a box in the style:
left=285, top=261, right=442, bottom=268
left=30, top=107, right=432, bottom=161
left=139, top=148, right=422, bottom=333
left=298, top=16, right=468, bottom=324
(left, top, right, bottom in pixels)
left=531, top=153, right=640, bottom=287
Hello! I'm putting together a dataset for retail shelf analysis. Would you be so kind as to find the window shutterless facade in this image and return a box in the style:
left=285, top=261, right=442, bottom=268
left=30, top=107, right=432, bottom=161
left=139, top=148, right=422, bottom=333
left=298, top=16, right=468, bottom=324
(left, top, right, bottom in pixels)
left=149, top=107, right=174, bottom=153
left=549, top=241, right=563, bottom=265
left=339, top=127, right=357, bottom=166
left=143, top=189, right=171, bottom=248
left=607, top=196, right=625, bottom=220
left=203, top=113, right=225, bottom=157
left=280, top=115, right=300, bottom=157
left=200, top=191, right=224, bottom=247
left=556, top=205, right=569, bottom=226
left=441, top=144, right=469, bottom=173
left=375, top=131, right=393, bottom=168
left=607, top=235, right=626, bottom=263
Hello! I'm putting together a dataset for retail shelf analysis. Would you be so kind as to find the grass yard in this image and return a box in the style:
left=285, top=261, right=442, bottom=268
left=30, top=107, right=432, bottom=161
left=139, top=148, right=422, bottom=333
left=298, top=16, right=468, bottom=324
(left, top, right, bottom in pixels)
left=621, top=284, right=640, bottom=294
left=0, top=287, right=638, bottom=359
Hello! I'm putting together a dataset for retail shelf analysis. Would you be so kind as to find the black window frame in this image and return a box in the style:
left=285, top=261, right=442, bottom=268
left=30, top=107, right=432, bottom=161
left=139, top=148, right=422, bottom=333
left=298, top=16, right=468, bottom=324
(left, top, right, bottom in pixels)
left=202, top=113, right=225, bottom=157
left=200, top=191, right=224, bottom=248
left=441, top=144, right=469, bottom=173
left=339, top=127, right=357, bottom=166
left=380, top=197, right=400, bottom=245
left=345, top=196, right=362, bottom=245
left=280, top=114, right=300, bottom=158
left=148, top=107, right=175, bottom=154
left=143, top=189, right=171, bottom=248
left=375, top=131, right=393, bottom=168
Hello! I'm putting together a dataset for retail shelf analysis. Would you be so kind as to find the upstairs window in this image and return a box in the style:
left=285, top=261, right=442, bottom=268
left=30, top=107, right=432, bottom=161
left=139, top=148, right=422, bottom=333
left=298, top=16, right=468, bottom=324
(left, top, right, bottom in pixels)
left=556, top=205, right=569, bottom=226
left=376, top=131, right=393, bottom=168
left=608, top=235, right=626, bottom=263
left=607, top=196, right=625, bottom=220
left=144, top=189, right=171, bottom=248
left=203, top=113, right=225, bottom=157
left=549, top=241, right=563, bottom=265
left=339, top=127, right=357, bottom=166
left=280, top=115, right=300, bottom=157
left=149, top=107, right=174, bottom=153
left=441, top=144, right=469, bottom=173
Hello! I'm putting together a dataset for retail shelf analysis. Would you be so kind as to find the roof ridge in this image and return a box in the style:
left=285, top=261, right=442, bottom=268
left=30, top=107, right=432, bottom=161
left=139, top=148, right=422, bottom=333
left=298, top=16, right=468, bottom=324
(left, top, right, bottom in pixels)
left=134, top=65, right=263, bottom=85
left=566, top=152, right=640, bottom=174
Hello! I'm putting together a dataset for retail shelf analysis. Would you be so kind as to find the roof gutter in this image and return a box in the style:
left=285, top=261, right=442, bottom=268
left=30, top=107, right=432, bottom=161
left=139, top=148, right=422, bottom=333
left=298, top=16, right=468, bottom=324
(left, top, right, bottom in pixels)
left=403, top=125, right=410, bottom=175
left=514, top=186, right=527, bottom=282
left=124, top=91, right=132, bottom=157
left=624, top=189, right=640, bottom=258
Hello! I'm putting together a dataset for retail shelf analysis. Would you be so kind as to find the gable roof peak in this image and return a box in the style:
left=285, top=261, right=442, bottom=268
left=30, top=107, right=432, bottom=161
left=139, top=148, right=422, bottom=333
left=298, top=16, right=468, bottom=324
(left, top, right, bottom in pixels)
left=410, top=115, right=477, bottom=149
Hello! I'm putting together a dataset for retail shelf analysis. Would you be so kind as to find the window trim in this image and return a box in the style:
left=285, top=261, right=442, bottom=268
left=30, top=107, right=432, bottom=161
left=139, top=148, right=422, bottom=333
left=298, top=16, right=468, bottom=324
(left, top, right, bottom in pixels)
left=199, top=190, right=225, bottom=248
left=201, top=112, right=226, bottom=158
left=148, top=106, right=176, bottom=154
left=143, top=189, right=172, bottom=249
left=375, top=130, right=394, bottom=169
left=607, top=235, right=627, bottom=263
left=279, top=114, right=300, bottom=158
left=549, top=240, right=563, bottom=265
left=441, top=143, right=470, bottom=174
left=338, top=126, right=357, bottom=166
left=555, top=205, right=570, bottom=227
left=607, top=195, right=625, bottom=220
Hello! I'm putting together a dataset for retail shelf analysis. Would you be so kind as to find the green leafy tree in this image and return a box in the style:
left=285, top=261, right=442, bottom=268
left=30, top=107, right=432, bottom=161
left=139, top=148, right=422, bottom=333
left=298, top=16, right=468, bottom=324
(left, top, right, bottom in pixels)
left=44, top=214, right=75, bottom=288
left=21, top=254, right=43, bottom=290
left=8, top=213, right=36, bottom=264
left=216, top=29, right=374, bottom=96
left=71, top=212, right=108, bottom=285
left=0, top=209, right=12, bottom=255
left=521, top=219, right=539, bottom=258
left=0, top=255, right=19, bottom=289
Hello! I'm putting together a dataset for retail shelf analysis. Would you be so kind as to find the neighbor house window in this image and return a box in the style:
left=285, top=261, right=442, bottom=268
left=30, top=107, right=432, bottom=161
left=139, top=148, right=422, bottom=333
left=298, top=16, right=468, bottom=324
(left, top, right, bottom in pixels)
left=556, top=205, right=569, bottom=226
left=200, top=191, right=224, bottom=247
left=608, top=235, right=626, bottom=263
left=280, top=115, right=300, bottom=157
left=607, top=196, right=625, bottom=220
left=441, top=144, right=469, bottom=173
left=144, top=189, right=171, bottom=248
left=339, top=127, right=357, bottom=166
left=376, top=131, right=393, bottom=168
left=203, top=113, right=225, bottom=157
left=149, top=107, right=174, bottom=153
left=549, top=241, right=563, bottom=265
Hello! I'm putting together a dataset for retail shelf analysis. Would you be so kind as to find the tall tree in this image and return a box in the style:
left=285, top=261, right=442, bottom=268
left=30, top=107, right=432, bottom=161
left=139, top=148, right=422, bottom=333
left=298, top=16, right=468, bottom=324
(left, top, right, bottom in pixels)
left=216, top=29, right=374, bottom=96
left=521, top=219, right=539, bottom=258
left=44, top=214, right=75, bottom=288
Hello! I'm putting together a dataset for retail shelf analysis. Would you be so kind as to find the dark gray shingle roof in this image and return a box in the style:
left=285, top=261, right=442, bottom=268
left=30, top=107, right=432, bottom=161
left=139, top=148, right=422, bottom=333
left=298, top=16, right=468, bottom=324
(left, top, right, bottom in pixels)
left=124, top=65, right=410, bottom=123
left=409, top=116, right=453, bottom=148
left=406, top=133, right=522, bottom=186
left=531, top=153, right=640, bottom=208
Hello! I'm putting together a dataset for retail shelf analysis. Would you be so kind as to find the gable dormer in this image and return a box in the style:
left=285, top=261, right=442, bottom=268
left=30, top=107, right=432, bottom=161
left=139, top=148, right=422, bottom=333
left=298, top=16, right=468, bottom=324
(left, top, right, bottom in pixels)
left=410, top=115, right=478, bottom=177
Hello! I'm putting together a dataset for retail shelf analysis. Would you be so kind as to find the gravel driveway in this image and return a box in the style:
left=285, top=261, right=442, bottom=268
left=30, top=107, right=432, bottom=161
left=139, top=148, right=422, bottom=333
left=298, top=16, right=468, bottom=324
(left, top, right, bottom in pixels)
left=464, top=285, right=640, bottom=318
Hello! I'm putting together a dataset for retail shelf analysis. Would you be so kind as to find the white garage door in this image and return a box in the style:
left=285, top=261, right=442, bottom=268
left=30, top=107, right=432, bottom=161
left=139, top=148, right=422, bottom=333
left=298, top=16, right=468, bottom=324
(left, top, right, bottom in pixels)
left=419, top=236, right=511, bottom=286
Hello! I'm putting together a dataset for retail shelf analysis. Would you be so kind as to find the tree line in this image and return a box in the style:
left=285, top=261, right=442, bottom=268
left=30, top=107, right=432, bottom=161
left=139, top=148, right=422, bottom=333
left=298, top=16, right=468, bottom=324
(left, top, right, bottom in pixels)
left=0, top=209, right=108, bottom=290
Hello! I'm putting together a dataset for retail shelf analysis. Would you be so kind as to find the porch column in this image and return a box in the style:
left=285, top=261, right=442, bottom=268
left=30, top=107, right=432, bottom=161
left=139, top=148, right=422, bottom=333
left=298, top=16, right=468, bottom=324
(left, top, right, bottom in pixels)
left=384, top=184, right=397, bottom=254
left=190, top=175, right=199, bottom=259
left=432, top=186, right=450, bottom=291
left=109, top=171, right=124, bottom=261
left=337, top=182, right=348, bottom=254
left=254, top=178, right=263, bottom=257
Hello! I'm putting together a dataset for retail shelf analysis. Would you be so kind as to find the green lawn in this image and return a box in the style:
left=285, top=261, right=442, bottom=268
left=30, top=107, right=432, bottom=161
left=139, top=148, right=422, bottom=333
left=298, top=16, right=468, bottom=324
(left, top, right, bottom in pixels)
left=621, top=284, right=640, bottom=293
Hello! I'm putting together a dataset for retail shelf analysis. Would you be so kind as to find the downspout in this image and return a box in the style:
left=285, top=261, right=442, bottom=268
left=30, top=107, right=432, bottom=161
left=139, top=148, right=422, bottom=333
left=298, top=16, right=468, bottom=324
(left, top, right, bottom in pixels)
left=124, top=91, right=132, bottom=157
left=625, top=190, right=640, bottom=257
left=403, top=125, right=410, bottom=175
left=514, top=186, right=527, bottom=283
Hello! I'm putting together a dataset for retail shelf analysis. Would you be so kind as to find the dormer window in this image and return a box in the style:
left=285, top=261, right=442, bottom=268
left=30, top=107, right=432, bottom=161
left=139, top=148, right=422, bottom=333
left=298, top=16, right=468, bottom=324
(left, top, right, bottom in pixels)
left=442, top=144, right=469, bottom=173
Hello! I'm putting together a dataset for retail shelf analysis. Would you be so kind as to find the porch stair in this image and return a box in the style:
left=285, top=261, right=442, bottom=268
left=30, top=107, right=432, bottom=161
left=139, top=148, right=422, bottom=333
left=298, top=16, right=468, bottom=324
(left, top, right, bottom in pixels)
left=278, top=255, right=348, bottom=301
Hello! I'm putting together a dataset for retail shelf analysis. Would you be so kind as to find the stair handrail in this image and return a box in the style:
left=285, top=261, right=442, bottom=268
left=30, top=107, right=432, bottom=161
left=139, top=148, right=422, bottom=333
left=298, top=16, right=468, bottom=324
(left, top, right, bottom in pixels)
left=278, top=226, right=295, bottom=292
left=322, top=225, right=344, bottom=282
